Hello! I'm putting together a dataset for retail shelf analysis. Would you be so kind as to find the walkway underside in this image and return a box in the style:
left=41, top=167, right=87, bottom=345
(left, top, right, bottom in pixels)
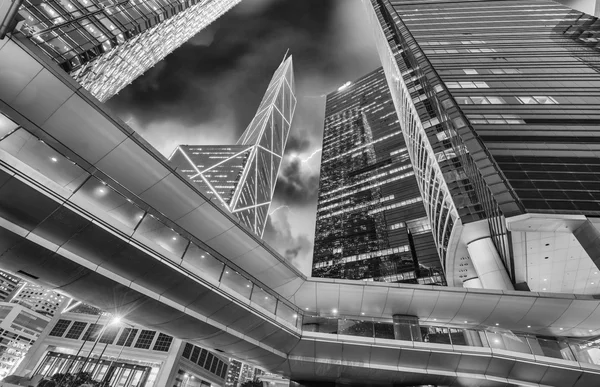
left=1, top=35, right=600, bottom=386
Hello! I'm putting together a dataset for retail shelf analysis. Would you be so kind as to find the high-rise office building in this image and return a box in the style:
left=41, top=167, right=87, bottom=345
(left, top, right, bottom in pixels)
left=170, top=55, right=296, bottom=236
left=6, top=0, right=241, bottom=101
left=312, top=69, right=445, bottom=285
left=363, top=0, right=600, bottom=293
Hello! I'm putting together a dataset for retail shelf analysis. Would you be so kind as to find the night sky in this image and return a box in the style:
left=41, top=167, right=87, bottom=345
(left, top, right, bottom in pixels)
left=105, top=0, right=381, bottom=274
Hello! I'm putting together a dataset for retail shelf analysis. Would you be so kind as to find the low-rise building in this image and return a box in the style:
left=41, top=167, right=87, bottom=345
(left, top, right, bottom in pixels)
left=13, top=311, right=228, bottom=386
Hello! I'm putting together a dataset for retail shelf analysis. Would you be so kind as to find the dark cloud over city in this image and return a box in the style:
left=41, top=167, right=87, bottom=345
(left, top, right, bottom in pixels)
left=106, top=0, right=380, bottom=274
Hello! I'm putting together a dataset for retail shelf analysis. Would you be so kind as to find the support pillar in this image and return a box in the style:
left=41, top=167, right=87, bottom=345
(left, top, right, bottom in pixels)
left=467, top=237, right=514, bottom=290
left=392, top=315, right=420, bottom=341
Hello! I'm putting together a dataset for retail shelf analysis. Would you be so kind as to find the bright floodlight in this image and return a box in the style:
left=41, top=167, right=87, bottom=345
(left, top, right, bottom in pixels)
left=110, top=316, right=122, bottom=325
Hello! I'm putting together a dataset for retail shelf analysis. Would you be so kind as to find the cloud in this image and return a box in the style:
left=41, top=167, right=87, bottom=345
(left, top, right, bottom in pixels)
left=106, top=0, right=380, bottom=273
left=263, top=206, right=314, bottom=275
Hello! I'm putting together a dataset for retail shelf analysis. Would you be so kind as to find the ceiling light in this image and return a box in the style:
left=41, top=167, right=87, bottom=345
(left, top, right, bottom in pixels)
left=264, top=297, right=268, bottom=300
left=201, top=255, right=205, bottom=258
left=542, top=288, right=546, bottom=291
left=433, top=318, right=437, bottom=321
left=332, top=309, right=337, bottom=314
left=172, top=237, right=177, bottom=240
left=495, top=323, right=499, bottom=326
left=293, top=314, right=297, bottom=318
left=543, top=278, right=547, bottom=281
left=560, top=328, right=563, bottom=330
left=590, top=330, right=593, bottom=332
left=527, top=325, right=531, bottom=328
left=361, top=312, right=365, bottom=315
left=225, top=271, right=229, bottom=274
left=50, top=157, right=58, bottom=162
left=305, top=308, right=309, bottom=310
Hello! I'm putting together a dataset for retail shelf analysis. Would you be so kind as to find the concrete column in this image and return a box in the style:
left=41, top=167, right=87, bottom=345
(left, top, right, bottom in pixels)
left=467, top=237, right=514, bottom=290
left=392, top=315, right=419, bottom=341
left=153, top=338, right=184, bottom=387
left=462, top=277, right=483, bottom=289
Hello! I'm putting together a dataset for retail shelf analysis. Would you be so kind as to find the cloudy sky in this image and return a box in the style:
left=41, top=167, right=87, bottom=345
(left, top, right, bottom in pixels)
left=105, top=0, right=381, bottom=275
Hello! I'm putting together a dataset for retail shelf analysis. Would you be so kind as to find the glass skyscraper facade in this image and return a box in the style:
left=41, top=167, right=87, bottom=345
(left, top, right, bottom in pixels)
left=12, top=0, right=241, bottom=101
left=363, top=0, right=600, bottom=292
left=312, top=68, right=445, bottom=285
left=170, top=56, right=296, bottom=236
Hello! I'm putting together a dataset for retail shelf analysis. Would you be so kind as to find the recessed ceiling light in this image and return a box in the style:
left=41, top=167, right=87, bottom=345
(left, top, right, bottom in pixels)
left=50, top=157, right=58, bottom=162
left=361, top=312, right=365, bottom=315
left=543, top=279, right=547, bottom=281
left=560, top=328, right=563, bottom=330
left=590, top=330, right=593, bottom=332
left=527, top=325, right=531, bottom=328
left=172, top=237, right=177, bottom=240
left=293, top=314, right=297, bottom=318
left=495, top=323, right=499, bottom=326
left=201, top=255, right=205, bottom=258
left=246, top=285, right=250, bottom=288
left=225, top=271, right=229, bottom=274
left=305, top=307, right=309, bottom=310
left=265, top=297, right=268, bottom=300
left=542, top=288, right=546, bottom=291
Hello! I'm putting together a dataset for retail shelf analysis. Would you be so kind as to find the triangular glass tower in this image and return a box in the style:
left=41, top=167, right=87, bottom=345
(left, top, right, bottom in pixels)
left=170, top=55, right=296, bottom=236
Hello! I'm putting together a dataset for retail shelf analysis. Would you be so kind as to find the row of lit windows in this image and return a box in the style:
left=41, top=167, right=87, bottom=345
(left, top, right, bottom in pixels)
left=446, top=81, right=489, bottom=89
left=323, top=130, right=402, bottom=164
left=420, top=40, right=486, bottom=45
left=321, top=164, right=412, bottom=200
left=424, top=48, right=496, bottom=54
left=319, top=171, right=416, bottom=208
left=467, top=114, right=525, bottom=125
left=318, top=195, right=396, bottom=219
left=454, top=95, right=558, bottom=105
left=368, top=197, right=423, bottom=215
left=461, top=68, right=521, bottom=75
left=318, top=195, right=394, bottom=214
left=313, top=245, right=411, bottom=269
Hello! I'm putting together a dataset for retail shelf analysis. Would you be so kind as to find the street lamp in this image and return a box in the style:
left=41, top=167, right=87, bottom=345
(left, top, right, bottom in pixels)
left=100, top=318, right=136, bottom=387
left=65, top=314, right=120, bottom=387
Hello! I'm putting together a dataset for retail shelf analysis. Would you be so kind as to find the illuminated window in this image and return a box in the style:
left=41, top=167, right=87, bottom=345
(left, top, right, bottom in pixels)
left=517, top=96, right=558, bottom=104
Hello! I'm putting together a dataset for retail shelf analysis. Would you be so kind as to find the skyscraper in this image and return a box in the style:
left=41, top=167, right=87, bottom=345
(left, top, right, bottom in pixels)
left=312, top=68, right=445, bottom=285
left=7, top=0, right=241, bottom=101
left=170, top=55, right=296, bottom=236
left=363, top=0, right=600, bottom=293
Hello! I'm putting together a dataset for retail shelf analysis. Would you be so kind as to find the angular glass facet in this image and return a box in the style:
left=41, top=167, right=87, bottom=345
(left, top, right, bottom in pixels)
left=170, top=56, right=296, bottom=236
left=16, top=0, right=242, bottom=102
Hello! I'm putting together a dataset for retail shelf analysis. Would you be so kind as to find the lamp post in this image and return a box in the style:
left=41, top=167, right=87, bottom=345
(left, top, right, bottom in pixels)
left=66, top=315, right=121, bottom=387
left=100, top=318, right=135, bottom=387
left=57, top=313, right=103, bottom=387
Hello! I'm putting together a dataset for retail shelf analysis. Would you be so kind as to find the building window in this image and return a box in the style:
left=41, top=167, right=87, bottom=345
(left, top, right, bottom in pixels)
left=455, top=96, right=506, bottom=105
left=182, top=343, right=193, bottom=359
left=490, top=69, right=521, bottom=74
left=389, top=222, right=405, bottom=230
left=198, top=348, right=208, bottom=367
left=134, top=330, right=156, bottom=349
left=446, top=81, right=489, bottom=88
left=116, top=328, right=138, bottom=347
left=49, top=319, right=71, bottom=337
left=152, top=333, right=173, bottom=352
left=190, top=346, right=200, bottom=363
left=467, top=114, right=525, bottom=124
left=82, top=324, right=103, bottom=341
left=99, top=325, right=120, bottom=345
left=65, top=322, right=87, bottom=340
left=463, top=69, right=478, bottom=74
left=516, top=96, right=558, bottom=104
